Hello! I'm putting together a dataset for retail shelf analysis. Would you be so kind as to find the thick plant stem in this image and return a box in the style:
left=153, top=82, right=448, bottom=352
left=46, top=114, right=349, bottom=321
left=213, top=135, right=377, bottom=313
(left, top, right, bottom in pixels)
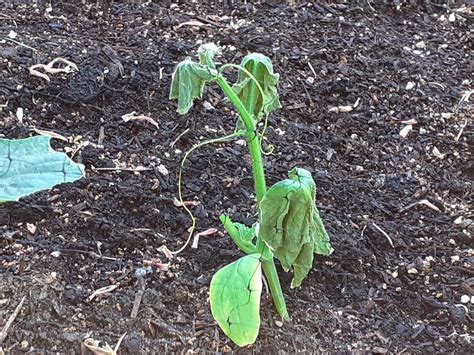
left=216, top=74, right=289, bottom=321
left=261, top=257, right=290, bottom=320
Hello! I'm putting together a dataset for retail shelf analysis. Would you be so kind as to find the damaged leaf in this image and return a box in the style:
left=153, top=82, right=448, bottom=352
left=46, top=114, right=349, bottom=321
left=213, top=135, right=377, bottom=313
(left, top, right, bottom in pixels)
left=258, top=168, right=333, bottom=288
left=233, top=53, right=281, bottom=123
left=169, top=59, right=217, bottom=114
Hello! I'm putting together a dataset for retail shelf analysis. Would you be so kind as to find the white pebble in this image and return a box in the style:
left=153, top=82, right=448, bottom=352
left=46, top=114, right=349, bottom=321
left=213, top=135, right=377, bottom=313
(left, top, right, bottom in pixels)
left=158, top=164, right=169, bottom=176
left=415, top=41, right=425, bottom=49
left=405, top=82, right=415, bottom=90
left=460, top=295, right=470, bottom=304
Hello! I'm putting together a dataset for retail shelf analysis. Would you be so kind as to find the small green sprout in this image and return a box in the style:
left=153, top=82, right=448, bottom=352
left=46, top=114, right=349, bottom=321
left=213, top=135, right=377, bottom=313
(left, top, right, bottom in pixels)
left=169, top=44, right=332, bottom=347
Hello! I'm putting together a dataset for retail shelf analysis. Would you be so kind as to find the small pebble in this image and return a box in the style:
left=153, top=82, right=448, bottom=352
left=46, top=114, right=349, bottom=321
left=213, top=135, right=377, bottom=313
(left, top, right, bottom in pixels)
left=158, top=164, right=169, bottom=176
left=460, top=295, right=470, bottom=304
left=406, top=82, right=415, bottom=90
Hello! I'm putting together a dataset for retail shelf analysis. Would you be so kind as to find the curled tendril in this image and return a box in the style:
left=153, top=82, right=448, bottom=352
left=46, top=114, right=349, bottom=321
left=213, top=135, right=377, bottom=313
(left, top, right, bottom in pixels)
left=171, top=130, right=246, bottom=255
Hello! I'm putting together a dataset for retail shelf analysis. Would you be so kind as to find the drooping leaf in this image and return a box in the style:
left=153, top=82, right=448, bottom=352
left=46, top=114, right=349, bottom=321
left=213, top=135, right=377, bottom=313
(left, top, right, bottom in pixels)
left=233, top=53, right=281, bottom=123
left=210, top=254, right=262, bottom=347
left=258, top=168, right=333, bottom=288
left=198, top=43, right=220, bottom=69
left=0, top=136, right=85, bottom=203
left=169, top=59, right=216, bottom=115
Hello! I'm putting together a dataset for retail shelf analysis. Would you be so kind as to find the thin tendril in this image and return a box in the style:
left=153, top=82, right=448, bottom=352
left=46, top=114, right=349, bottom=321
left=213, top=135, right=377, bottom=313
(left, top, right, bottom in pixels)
left=170, top=130, right=245, bottom=255
left=259, top=114, right=274, bottom=155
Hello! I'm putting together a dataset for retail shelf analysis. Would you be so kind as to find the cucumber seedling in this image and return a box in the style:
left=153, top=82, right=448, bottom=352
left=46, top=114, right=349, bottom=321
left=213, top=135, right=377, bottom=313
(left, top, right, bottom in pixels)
left=169, top=43, right=333, bottom=346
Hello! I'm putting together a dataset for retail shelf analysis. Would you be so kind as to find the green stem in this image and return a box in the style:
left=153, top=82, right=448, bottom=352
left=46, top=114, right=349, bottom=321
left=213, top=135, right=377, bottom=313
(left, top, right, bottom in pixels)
left=216, top=75, right=266, bottom=202
left=245, top=64, right=259, bottom=120
left=216, top=74, right=289, bottom=321
left=261, top=256, right=290, bottom=321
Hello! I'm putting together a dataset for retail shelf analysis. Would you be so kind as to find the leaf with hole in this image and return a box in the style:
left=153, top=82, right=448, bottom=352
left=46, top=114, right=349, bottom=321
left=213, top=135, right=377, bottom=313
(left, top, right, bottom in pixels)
left=210, top=254, right=262, bottom=347
left=0, top=136, right=85, bottom=203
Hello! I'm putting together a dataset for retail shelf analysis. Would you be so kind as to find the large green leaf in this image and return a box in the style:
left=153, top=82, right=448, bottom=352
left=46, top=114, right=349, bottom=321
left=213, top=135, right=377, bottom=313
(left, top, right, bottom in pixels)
left=258, top=168, right=333, bottom=288
left=210, top=254, right=262, bottom=347
left=233, top=53, right=281, bottom=123
left=0, top=136, right=85, bottom=203
left=169, top=59, right=216, bottom=115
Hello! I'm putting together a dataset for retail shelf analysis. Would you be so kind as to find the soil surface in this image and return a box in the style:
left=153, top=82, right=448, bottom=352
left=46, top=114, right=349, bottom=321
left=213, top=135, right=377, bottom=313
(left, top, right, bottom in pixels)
left=1, top=2, right=473, bottom=353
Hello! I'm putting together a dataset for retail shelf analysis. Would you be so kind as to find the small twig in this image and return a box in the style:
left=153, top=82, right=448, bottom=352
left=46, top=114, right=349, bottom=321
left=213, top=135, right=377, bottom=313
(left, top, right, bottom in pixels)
left=88, top=284, right=119, bottom=302
left=0, top=296, right=26, bottom=345
left=113, top=333, right=127, bottom=353
left=131, top=276, right=145, bottom=318
left=372, top=222, right=394, bottom=248
left=455, top=119, right=468, bottom=142
left=4, top=37, right=37, bottom=52
left=400, top=199, right=441, bottom=213
left=29, top=57, right=78, bottom=81
left=170, top=128, right=190, bottom=147
left=91, top=166, right=152, bottom=172
left=307, top=61, right=317, bottom=78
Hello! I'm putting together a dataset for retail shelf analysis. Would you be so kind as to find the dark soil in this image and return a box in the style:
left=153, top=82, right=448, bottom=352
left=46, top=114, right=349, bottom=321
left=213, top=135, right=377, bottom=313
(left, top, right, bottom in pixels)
left=1, top=2, right=473, bottom=353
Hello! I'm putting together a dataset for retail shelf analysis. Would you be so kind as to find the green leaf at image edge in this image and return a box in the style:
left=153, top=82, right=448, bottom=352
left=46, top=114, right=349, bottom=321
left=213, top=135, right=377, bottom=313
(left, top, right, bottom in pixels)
left=0, top=136, right=85, bottom=203
left=210, top=254, right=262, bottom=347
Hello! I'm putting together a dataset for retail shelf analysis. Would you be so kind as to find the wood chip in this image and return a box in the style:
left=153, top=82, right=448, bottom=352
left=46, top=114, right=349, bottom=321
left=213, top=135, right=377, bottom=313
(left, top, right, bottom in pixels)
left=122, top=112, right=159, bottom=129
left=88, top=284, right=119, bottom=301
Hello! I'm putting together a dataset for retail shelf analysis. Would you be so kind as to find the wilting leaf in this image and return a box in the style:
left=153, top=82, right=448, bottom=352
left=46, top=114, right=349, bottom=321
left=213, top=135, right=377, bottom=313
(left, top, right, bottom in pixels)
left=210, top=254, right=262, bottom=347
left=233, top=53, right=281, bottom=123
left=258, top=168, right=333, bottom=288
left=169, top=59, right=216, bottom=115
left=0, top=136, right=85, bottom=203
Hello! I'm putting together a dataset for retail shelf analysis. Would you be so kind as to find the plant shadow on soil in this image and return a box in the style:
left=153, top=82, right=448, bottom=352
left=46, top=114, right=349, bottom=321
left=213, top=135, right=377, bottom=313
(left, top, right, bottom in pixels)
left=0, top=2, right=472, bottom=353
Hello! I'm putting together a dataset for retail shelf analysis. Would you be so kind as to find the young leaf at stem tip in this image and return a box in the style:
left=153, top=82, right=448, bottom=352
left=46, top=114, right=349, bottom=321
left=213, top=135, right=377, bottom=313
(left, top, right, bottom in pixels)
left=258, top=168, right=333, bottom=288
left=169, top=59, right=217, bottom=115
left=198, top=43, right=220, bottom=69
left=209, top=254, right=262, bottom=347
left=233, top=53, right=281, bottom=123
